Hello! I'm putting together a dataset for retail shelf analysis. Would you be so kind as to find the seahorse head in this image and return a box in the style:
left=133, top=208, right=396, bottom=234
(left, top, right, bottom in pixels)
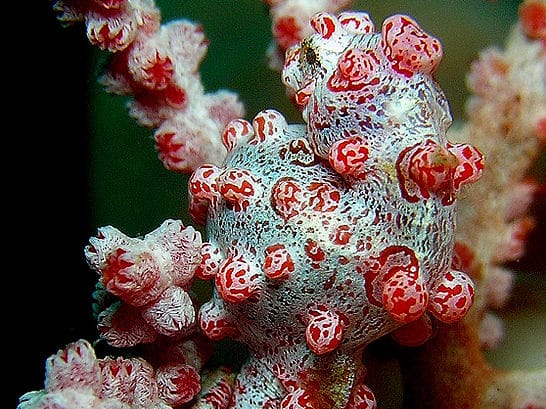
left=282, top=11, right=451, bottom=161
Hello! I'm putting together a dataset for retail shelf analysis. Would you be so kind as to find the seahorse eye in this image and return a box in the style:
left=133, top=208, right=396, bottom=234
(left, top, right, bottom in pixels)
left=299, top=38, right=321, bottom=76
left=305, top=46, right=317, bottom=65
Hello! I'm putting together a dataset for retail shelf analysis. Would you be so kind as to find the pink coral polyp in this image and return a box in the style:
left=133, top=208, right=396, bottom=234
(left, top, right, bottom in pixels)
left=44, top=340, right=101, bottom=394
left=156, top=364, right=201, bottom=405
left=103, top=249, right=170, bottom=307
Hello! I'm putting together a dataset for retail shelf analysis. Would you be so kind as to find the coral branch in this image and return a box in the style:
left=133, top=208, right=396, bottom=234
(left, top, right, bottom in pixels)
left=53, top=0, right=244, bottom=172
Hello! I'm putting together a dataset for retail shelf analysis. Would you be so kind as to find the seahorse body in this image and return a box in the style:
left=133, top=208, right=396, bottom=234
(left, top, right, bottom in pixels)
left=191, top=11, right=483, bottom=409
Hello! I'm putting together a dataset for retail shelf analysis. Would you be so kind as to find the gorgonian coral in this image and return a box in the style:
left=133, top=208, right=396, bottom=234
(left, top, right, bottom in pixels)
left=19, top=1, right=545, bottom=409
left=54, top=0, right=244, bottom=172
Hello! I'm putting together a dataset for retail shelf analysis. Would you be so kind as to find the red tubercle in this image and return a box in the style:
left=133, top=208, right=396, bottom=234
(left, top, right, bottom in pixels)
left=519, top=0, right=546, bottom=43
left=222, top=118, right=254, bottom=152
left=264, top=243, right=295, bottom=280
left=397, top=140, right=483, bottom=205
left=215, top=255, right=262, bottom=303
left=195, top=242, right=224, bottom=280
left=330, top=225, right=352, bottom=245
left=284, top=44, right=301, bottom=69
left=310, top=12, right=339, bottom=39
left=397, top=140, right=457, bottom=205
left=381, top=14, right=443, bottom=77
left=338, top=48, right=381, bottom=82
left=271, top=177, right=308, bottom=221
left=328, top=137, right=369, bottom=178
left=199, top=301, right=239, bottom=341
left=305, top=306, right=344, bottom=355
left=295, top=82, right=315, bottom=107
left=429, top=269, right=475, bottom=323
left=338, top=11, right=375, bottom=35
left=327, top=68, right=380, bottom=93
left=408, top=140, right=458, bottom=203
left=382, top=267, right=429, bottom=323
left=307, top=181, right=341, bottom=212
left=218, top=168, right=258, bottom=212
left=189, top=164, right=221, bottom=203
left=447, top=143, right=484, bottom=191
left=363, top=246, right=428, bottom=322
left=251, top=109, right=288, bottom=144
left=304, top=239, right=325, bottom=268
left=278, top=137, right=318, bottom=167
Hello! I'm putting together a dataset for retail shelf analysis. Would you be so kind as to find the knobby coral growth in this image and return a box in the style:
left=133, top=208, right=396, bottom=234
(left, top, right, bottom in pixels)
left=20, top=1, right=545, bottom=409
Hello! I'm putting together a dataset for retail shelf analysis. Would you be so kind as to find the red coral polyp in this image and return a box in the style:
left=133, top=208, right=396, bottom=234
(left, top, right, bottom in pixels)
left=519, top=0, right=546, bottom=42
left=381, top=15, right=443, bottom=77
left=156, top=364, right=201, bottom=405
left=102, top=249, right=169, bottom=307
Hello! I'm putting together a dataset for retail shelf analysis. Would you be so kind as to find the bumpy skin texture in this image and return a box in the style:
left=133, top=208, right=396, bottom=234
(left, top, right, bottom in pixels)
left=190, top=12, right=483, bottom=409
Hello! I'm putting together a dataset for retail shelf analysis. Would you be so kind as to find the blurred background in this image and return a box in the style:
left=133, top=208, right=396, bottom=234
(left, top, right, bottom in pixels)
left=15, top=1, right=543, bottom=407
